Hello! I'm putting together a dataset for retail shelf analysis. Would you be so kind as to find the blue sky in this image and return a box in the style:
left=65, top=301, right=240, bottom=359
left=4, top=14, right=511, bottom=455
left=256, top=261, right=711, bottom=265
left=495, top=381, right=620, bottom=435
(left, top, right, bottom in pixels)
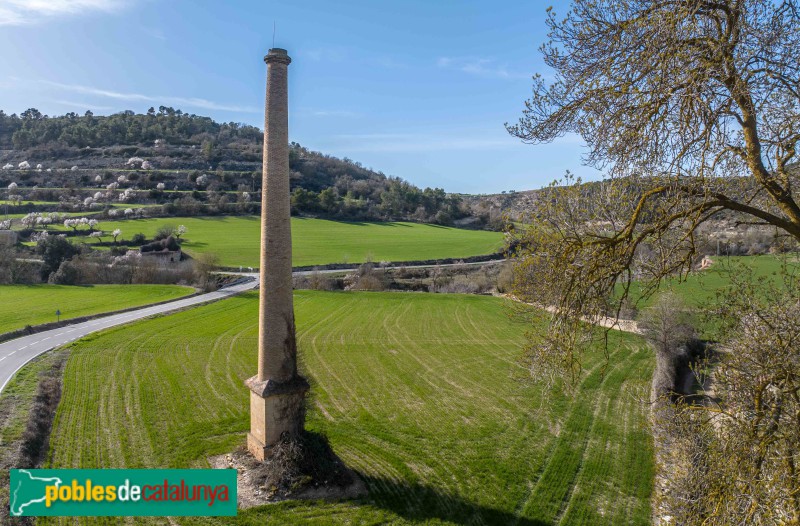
left=0, top=0, right=598, bottom=194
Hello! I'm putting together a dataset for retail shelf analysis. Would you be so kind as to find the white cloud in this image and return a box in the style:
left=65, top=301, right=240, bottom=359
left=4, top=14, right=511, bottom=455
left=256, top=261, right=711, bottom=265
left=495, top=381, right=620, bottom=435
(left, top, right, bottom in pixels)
left=0, top=6, right=25, bottom=25
left=41, top=81, right=258, bottom=113
left=437, top=56, right=530, bottom=80
left=0, top=0, right=130, bottom=26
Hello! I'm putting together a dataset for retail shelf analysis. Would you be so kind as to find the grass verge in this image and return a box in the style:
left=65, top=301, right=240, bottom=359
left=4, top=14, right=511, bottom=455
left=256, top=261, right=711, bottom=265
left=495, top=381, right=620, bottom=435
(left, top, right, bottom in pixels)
left=0, top=284, right=194, bottom=335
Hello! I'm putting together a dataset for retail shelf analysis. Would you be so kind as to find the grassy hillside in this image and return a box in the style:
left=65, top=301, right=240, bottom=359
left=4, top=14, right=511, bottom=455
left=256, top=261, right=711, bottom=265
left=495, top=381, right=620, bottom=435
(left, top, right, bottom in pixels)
left=64, top=216, right=504, bottom=267
left=43, top=291, right=654, bottom=525
left=0, top=284, right=194, bottom=335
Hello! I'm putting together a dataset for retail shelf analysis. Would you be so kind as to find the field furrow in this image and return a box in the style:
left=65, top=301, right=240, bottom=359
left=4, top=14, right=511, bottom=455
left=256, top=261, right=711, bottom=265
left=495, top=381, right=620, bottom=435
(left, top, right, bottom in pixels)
left=39, top=291, right=653, bottom=525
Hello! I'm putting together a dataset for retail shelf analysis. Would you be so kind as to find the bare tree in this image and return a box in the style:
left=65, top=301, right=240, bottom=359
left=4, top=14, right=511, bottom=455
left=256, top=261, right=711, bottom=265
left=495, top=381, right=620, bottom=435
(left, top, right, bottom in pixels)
left=655, top=274, right=800, bottom=525
left=508, top=0, right=800, bottom=382
left=638, top=292, right=698, bottom=401
left=507, top=2, right=800, bottom=520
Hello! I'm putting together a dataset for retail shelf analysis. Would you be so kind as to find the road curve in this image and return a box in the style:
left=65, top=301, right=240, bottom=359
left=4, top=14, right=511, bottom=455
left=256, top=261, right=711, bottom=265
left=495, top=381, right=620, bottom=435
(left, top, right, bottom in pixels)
left=0, top=259, right=507, bottom=395
left=0, top=277, right=259, bottom=395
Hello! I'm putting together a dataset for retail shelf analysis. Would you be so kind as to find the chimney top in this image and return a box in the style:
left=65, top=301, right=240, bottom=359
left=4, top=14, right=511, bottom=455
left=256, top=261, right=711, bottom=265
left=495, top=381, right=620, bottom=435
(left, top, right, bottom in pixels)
left=264, top=48, right=291, bottom=65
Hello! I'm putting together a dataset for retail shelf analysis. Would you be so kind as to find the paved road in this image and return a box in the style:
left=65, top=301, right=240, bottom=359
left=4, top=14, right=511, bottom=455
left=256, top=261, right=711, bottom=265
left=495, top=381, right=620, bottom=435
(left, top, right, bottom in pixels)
left=225, top=259, right=505, bottom=276
left=0, top=259, right=506, bottom=395
left=0, top=278, right=259, bottom=394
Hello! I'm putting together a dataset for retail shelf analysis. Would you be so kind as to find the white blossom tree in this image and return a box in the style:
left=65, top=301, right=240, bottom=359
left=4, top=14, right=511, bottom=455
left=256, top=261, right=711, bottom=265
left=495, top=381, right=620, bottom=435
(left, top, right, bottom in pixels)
left=20, top=212, right=40, bottom=229
left=31, top=231, right=49, bottom=243
left=112, top=228, right=121, bottom=243
left=18, top=161, right=30, bottom=170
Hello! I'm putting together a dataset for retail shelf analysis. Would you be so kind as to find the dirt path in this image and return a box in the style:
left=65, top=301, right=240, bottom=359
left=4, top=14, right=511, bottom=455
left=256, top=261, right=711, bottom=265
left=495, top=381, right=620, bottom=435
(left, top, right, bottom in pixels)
left=496, top=293, right=642, bottom=334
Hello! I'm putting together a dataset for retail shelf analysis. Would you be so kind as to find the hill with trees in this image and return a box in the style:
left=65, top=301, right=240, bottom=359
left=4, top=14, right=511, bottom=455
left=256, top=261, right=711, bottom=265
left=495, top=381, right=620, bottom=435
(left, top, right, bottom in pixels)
left=0, top=107, right=480, bottom=226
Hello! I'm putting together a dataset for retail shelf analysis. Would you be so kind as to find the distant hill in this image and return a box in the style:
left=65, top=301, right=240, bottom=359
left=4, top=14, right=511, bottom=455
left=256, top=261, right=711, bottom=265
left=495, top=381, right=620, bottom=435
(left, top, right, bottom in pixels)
left=0, top=107, right=479, bottom=225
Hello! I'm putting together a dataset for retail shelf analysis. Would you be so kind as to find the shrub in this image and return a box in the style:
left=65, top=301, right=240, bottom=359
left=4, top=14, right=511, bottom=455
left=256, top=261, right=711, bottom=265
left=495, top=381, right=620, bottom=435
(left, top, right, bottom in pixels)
left=36, top=235, right=79, bottom=281
left=294, top=270, right=337, bottom=291
left=436, top=274, right=492, bottom=294
left=18, top=368, right=64, bottom=468
left=48, top=261, right=79, bottom=285
left=344, top=262, right=386, bottom=291
left=637, top=292, right=698, bottom=401
left=154, top=224, right=176, bottom=240
left=495, top=263, right=514, bottom=293
left=140, top=236, right=179, bottom=253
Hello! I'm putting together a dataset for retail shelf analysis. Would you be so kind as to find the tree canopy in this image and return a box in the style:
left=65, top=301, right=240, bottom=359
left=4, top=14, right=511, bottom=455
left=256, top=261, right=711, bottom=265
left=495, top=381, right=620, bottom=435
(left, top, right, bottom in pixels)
left=507, top=0, right=800, bottom=382
left=0, top=106, right=260, bottom=150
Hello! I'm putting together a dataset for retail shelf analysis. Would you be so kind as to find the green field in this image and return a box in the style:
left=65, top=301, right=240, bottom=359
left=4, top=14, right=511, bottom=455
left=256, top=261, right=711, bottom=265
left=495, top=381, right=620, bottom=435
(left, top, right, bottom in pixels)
left=0, top=284, right=194, bottom=335
left=56, top=216, right=504, bottom=267
left=43, top=291, right=654, bottom=525
left=628, top=254, right=799, bottom=307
